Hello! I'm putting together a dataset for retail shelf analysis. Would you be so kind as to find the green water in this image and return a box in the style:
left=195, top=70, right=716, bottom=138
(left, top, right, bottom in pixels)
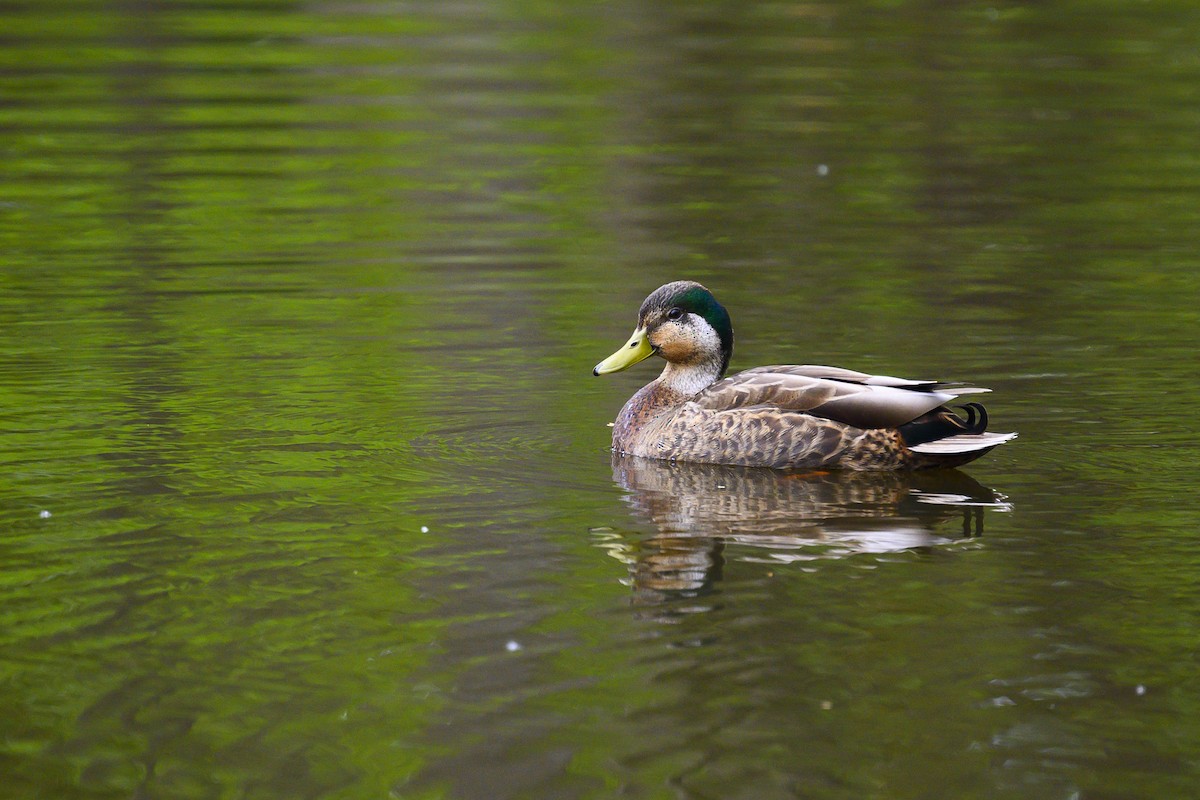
left=3, top=2, right=1200, bottom=798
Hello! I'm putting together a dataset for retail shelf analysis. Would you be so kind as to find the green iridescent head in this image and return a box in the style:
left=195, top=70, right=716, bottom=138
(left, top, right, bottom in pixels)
left=593, top=281, right=734, bottom=378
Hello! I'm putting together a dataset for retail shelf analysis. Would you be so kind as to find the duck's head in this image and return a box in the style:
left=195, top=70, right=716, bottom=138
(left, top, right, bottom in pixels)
left=593, top=281, right=734, bottom=382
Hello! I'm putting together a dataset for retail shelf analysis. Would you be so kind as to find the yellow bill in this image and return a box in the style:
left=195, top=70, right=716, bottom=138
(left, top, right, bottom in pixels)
left=593, top=327, right=654, bottom=375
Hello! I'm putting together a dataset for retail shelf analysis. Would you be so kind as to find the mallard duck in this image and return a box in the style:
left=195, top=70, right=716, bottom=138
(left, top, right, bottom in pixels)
left=593, top=281, right=1016, bottom=470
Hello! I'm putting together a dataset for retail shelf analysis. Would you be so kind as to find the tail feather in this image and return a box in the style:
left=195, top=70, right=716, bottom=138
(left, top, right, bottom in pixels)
left=899, top=401, right=1017, bottom=460
left=909, top=431, right=1018, bottom=455
left=899, top=402, right=990, bottom=446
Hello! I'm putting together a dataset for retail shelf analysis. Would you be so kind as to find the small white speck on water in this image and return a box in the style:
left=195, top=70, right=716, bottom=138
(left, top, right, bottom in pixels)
left=505, top=640, right=522, bottom=652
left=420, top=525, right=430, bottom=533
left=39, top=510, right=51, bottom=519
left=1135, top=684, right=1146, bottom=696
left=816, top=164, right=829, bottom=176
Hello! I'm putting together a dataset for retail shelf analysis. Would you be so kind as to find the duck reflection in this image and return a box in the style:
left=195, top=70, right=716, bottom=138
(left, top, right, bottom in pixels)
left=595, top=455, right=1010, bottom=612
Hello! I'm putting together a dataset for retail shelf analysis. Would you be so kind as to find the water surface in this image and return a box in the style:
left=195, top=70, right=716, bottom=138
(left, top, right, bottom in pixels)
left=2, top=2, right=1200, bottom=798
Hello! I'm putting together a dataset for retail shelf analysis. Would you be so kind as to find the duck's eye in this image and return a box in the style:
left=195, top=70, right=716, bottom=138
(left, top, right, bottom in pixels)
left=666, top=307, right=685, bottom=321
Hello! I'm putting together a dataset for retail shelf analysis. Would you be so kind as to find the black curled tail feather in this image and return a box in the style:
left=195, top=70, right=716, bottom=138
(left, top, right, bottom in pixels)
left=899, top=402, right=989, bottom=446
left=958, top=402, right=988, bottom=433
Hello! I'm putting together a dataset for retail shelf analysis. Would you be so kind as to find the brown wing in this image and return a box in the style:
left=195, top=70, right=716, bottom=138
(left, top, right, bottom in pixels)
left=693, top=365, right=990, bottom=430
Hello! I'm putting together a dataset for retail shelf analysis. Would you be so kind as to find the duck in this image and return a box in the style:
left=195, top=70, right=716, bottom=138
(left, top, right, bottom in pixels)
left=593, top=281, right=1016, bottom=470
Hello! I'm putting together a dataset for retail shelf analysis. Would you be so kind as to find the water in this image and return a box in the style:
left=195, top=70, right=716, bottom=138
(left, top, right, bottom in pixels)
left=2, top=2, right=1199, bottom=798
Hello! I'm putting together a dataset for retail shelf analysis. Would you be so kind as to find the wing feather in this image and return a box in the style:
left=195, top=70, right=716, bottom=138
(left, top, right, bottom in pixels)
left=695, top=365, right=982, bottom=430
left=740, top=364, right=938, bottom=388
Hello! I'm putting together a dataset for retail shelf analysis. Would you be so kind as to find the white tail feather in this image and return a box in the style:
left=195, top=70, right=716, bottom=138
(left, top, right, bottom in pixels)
left=909, top=432, right=1017, bottom=455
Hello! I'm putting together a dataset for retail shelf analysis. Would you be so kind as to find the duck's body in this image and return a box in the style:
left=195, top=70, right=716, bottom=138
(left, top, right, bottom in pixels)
left=594, top=281, right=1015, bottom=471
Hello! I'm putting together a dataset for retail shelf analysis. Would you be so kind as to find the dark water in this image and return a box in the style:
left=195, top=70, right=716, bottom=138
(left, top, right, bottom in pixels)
left=3, top=2, right=1199, bottom=798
